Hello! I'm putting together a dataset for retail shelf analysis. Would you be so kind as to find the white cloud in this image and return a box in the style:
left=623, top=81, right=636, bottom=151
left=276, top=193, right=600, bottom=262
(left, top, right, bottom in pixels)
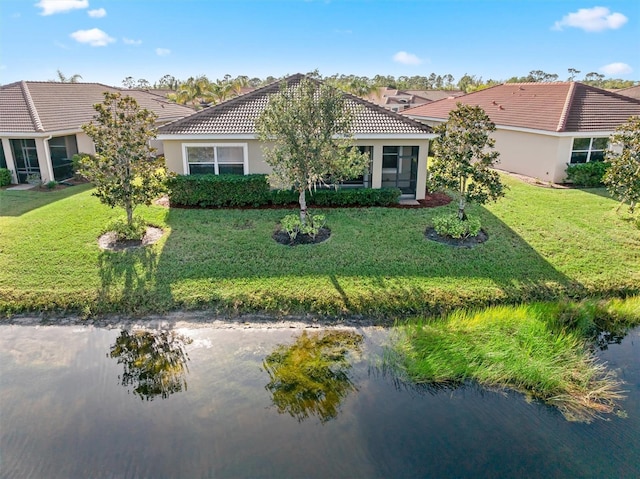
left=553, top=7, right=628, bottom=32
left=156, top=48, right=171, bottom=56
left=600, top=62, right=633, bottom=75
left=123, top=38, right=142, bottom=45
left=88, top=8, right=106, bottom=18
left=393, top=51, right=422, bottom=66
left=70, top=28, right=115, bottom=47
left=36, top=0, right=88, bottom=16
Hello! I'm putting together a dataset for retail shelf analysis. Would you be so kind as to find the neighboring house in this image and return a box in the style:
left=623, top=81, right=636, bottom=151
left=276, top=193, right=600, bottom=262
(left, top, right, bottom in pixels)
left=366, top=87, right=463, bottom=112
left=402, top=82, right=640, bottom=183
left=158, top=74, right=435, bottom=199
left=0, top=81, right=193, bottom=184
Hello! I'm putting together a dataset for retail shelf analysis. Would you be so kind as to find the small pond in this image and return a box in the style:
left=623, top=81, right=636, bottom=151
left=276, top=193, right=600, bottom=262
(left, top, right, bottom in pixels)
left=1, top=324, right=638, bottom=478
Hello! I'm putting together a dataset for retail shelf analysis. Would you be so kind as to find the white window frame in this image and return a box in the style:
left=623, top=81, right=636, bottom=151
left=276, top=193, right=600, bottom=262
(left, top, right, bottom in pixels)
left=182, top=143, right=249, bottom=175
left=570, top=137, right=608, bottom=164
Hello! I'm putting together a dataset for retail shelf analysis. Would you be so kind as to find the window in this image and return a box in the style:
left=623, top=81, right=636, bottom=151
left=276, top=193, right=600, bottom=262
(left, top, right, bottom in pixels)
left=49, top=135, right=78, bottom=181
left=383, top=146, right=400, bottom=171
left=341, top=146, right=373, bottom=187
left=184, top=144, right=247, bottom=175
left=0, top=141, right=6, bottom=169
left=570, top=137, right=608, bottom=164
left=10, top=138, right=39, bottom=183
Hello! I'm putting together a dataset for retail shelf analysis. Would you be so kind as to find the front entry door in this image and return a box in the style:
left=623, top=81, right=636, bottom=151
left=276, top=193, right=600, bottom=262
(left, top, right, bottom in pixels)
left=10, top=139, right=40, bottom=183
left=381, top=146, right=418, bottom=197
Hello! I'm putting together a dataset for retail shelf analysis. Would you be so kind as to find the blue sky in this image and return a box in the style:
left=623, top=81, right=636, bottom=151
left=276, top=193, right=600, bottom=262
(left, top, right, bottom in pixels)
left=1, top=0, right=638, bottom=86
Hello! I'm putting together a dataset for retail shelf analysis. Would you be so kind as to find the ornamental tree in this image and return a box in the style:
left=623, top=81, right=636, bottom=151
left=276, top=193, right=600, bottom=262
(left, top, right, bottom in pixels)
left=431, top=103, right=506, bottom=220
left=603, top=116, right=640, bottom=214
left=255, top=76, right=369, bottom=224
left=80, top=92, right=167, bottom=229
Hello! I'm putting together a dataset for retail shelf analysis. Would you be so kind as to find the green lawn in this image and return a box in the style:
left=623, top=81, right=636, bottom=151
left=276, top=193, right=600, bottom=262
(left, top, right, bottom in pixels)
left=1, top=176, right=638, bottom=317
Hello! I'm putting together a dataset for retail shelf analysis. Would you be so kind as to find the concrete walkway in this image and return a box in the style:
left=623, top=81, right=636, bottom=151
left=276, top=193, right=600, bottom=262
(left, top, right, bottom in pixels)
left=6, top=184, right=35, bottom=191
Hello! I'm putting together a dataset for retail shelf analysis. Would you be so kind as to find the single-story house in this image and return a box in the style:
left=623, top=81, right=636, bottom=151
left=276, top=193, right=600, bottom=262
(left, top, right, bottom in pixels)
left=158, top=74, right=436, bottom=199
left=0, top=81, right=193, bottom=184
left=402, top=82, right=640, bottom=183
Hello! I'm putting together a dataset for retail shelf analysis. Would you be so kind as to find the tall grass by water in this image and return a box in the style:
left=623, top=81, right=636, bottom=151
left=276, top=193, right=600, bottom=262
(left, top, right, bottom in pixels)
left=392, top=297, right=640, bottom=422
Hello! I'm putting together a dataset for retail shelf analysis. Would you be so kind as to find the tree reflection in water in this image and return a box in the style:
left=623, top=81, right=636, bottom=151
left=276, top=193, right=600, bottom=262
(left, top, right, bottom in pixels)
left=263, top=330, right=363, bottom=423
left=109, top=329, right=193, bottom=401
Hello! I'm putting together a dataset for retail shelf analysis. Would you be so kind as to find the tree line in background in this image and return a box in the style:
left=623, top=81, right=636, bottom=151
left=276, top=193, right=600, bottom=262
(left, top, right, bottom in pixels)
left=52, top=68, right=637, bottom=107
left=115, top=69, right=637, bottom=102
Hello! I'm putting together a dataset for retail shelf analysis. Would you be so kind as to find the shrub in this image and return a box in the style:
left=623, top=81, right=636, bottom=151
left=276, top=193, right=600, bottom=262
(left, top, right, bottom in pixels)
left=72, top=153, right=95, bottom=179
left=280, top=212, right=327, bottom=241
left=0, top=168, right=11, bottom=187
left=273, top=187, right=401, bottom=207
left=46, top=181, right=57, bottom=190
left=433, top=213, right=481, bottom=239
left=105, top=216, right=148, bottom=241
left=167, top=174, right=271, bottom=207
left=565, top=161, right=610, bottom=187
left=26, top=173, right=41, bottom=185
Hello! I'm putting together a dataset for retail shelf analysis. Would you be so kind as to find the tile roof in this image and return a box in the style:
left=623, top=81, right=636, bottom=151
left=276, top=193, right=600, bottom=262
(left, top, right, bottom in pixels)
left=0, top=81, right=194, bottom=133
left=614, top=85, right=640, bottom=100
left=158, top=74, right=433, bottom=136
left=402, top=82, right=640, bottom=132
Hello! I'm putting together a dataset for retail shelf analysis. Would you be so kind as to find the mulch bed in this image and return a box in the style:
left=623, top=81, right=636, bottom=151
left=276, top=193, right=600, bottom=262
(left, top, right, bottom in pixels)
left=272, top=227, right=331, bottom=246
left=98, top=227, right=165, bottom=251
left=424, top=227, right=489, bottom=248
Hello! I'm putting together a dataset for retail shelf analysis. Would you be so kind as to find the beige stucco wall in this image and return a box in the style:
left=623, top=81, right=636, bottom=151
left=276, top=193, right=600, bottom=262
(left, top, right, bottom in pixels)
left=76, top=132, right=96, bottom=155
left=161, top=137, right=430, bottom=199
left=492, top=129, right=571, bottom=183
left=414, top=119, right=572, bottom=183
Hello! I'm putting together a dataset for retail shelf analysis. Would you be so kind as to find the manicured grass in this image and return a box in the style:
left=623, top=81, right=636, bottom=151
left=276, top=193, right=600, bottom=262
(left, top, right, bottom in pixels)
left=0, top=176, right=638, bottom=316
left=391, top=296, right=640, bottom=422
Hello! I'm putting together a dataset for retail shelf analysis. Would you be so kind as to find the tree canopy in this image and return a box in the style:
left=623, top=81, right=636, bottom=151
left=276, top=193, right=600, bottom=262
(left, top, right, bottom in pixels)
left=603, top=115, right=640, bottom=214
left=80, top=92, right=167, bottom=228
left=431, top=103, right=506, bottom=220
left=255, top=77, right=369, bottom=223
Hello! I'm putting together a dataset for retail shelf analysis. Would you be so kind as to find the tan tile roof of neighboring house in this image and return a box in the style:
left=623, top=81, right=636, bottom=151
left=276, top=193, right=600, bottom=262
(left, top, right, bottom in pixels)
left=403, top=90, right=464, bottom=101
left=614, top=85, right=640, bottom=100
left=0, top=81, right=194, bottom=133
left=402, top=82, right=640, bottom=132
left=159, top=74, right=433, bottom=136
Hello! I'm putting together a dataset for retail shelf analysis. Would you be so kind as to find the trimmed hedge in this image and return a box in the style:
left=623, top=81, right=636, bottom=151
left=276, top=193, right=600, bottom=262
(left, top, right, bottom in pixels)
left=167, top=174, right=402, bottom=208
left=271, top=187, right=402, bottom=206
left=167, top=174, right=271, bottom=207
left=565, top=161, right=610, bottom=187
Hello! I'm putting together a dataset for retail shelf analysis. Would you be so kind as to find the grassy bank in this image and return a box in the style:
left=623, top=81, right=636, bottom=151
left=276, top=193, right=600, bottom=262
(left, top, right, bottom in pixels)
left=391, top=296, right=640, bottom=422
left=0, top=175, right=638, bottom=317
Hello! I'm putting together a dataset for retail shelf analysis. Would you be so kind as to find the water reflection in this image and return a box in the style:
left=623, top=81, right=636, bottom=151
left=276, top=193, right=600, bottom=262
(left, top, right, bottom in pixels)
left=263, top=330, right=363, bottom=423
left=109, top=329, right=193, bottom=401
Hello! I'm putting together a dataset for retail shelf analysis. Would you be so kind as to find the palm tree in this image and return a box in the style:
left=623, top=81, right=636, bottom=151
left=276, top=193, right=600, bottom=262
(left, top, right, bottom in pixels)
left=168, top=75, right=214, bottom=108
left=53, top=69, right=82, bottom=83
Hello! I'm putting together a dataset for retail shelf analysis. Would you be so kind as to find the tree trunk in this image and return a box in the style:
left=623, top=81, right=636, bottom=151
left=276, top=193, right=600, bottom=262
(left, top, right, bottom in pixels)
left=299, top=189, right=307, bottom=225
left=458, top=177, right=467, bottom=220
left=126, top=203, right=133, bottom=227
left=458, top=196, right=467, bottom=221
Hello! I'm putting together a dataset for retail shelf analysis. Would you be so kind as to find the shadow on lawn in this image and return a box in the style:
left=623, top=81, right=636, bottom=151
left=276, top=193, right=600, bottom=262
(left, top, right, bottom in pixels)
left=0, top=184, right=92, bottom=217
left=97, top=246, right=162, bottom=312
left=95, top=205, right=588, bottom=316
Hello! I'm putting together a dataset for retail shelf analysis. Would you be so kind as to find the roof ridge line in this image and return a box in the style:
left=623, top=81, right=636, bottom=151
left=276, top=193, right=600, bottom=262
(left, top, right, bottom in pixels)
left=20, top=81, right=44, bottom=132
left=556, top=82, right=576, bottom=132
